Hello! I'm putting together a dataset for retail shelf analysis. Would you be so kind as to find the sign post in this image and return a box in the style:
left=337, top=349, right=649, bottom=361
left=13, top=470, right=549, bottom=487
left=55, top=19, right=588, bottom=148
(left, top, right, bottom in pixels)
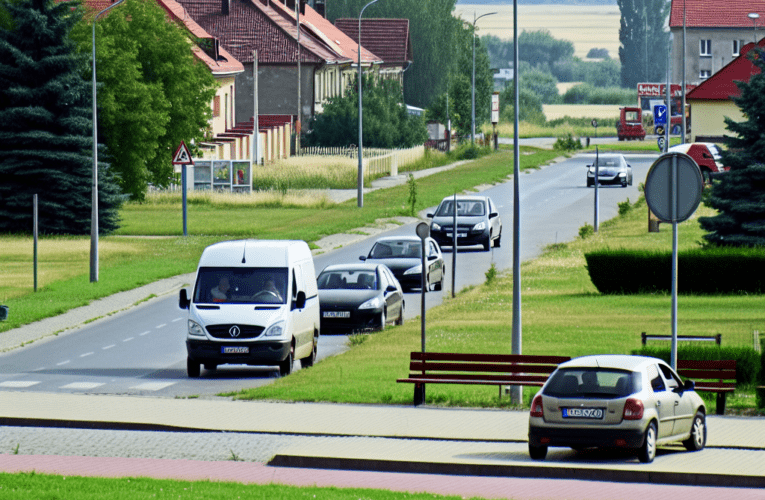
left=172, top=141, right=195, bottom=236
left=644, top=152, right=703, bottom=369
left=491, top=92, right=500, bottom=150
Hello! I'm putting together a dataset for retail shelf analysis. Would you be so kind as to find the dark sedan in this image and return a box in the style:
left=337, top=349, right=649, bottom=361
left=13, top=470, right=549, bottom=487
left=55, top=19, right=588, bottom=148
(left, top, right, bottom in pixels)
left=427, top=195, right=502, bottom=251
left=317, top=263, right=404, bottom=333
left=359, top=236, right=445, bottom=292
left=586, top=154, right=633, bottom=187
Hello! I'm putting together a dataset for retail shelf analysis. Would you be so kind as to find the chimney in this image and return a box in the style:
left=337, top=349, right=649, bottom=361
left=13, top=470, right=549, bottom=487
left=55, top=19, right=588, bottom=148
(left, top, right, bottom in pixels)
left=285, top=0, right=295, bottom=10
left=222, top=0, right=230, bottom=16
left=299, top=0, right=306, bottom=15
left=314, top=0, right=325, bottom=17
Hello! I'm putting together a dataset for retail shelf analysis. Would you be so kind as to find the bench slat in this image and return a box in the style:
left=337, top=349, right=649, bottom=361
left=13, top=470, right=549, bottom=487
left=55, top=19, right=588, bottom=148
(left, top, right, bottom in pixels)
left=409, top=352, right=570, bottom=364
left=397, top=377, right=546, bottom=387
left=677, top=360, right=736, bottom=370
left=678, top=369, right=736, bottom=380
left=693, top=382, right=736, bottom=391
left=401, top=373, right=549, bottom=383
left=409, top=361, right=559, bottom=374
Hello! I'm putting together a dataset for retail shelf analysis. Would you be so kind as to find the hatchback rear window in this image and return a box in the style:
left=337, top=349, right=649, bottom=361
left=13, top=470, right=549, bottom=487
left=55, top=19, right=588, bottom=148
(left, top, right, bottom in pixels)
left=543, top=368, right=641, bottom=399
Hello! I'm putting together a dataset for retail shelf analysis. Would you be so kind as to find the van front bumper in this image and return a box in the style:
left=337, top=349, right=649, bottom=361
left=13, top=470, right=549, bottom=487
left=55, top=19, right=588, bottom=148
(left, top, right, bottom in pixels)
left=186, top=338, right=290, bottom=366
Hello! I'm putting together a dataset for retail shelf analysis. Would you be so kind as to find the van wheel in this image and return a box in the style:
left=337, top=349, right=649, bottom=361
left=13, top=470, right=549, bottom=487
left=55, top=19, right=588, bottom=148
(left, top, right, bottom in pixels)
left=187, top=357, right=200, bottom=378
left=301, top=335, right=318, bottom=368
left=279, top=345, right=294, bottom=377
left=203, top=363, right=217, bottom=371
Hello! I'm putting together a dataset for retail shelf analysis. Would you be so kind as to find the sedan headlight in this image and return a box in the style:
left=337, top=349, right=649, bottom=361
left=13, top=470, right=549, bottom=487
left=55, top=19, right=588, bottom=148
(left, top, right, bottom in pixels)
left=431, top=222, right=441, bottom=231
left=264, top=320, right=286, bottom=337
left=404, top=264, right=422, bottom=275
left=618, top=172, right=626, bottom=177
left=472, top=221, right=486, bottom=232
left=359, top=296, right=383, bottom=310
left=188, top=320, right=205, bottom=337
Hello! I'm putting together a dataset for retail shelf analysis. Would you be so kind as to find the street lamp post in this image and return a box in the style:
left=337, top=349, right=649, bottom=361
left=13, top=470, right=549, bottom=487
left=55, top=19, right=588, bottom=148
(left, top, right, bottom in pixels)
left=748, top=13, right=760, bottom=45
left=472, top=11, right=497, bottom=145
left=357, top=0, right=381, bottom=208
left=91, top=0, right=128, bottom=283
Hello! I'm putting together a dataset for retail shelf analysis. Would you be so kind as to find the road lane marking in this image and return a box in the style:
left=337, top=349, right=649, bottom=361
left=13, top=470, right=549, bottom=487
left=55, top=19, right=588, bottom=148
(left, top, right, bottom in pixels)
left=0, top=381, right=40, bottom=388
left=155, top=324, right=167, bottom=329
left=123, top=337, right=134, bottom=342
left=103, top=345, right=115, bottom=350
left=60, top=382, right=105, bottom=390
left=130, top=382, right=175, bottom=391
left=171, top=317, right=183, bottom=322
left=80, top=352, right=94, bottom=358
left=139, top=331, right=151, bottom=336
left=56, top=360, right=70, bottom=366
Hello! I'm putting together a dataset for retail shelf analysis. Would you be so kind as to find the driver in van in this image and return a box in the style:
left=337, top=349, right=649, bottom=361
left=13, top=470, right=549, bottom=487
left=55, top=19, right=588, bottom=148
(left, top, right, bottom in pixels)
left=210, top=276, right=230, bottom=302
left=254, top=276, right=283, bottom=302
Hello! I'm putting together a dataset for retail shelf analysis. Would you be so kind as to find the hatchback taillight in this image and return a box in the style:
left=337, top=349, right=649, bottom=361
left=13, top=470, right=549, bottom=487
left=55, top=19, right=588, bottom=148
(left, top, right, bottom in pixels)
left=530, top=394, right=544, bottom=418
left=622, top=398, right=644, bottom=420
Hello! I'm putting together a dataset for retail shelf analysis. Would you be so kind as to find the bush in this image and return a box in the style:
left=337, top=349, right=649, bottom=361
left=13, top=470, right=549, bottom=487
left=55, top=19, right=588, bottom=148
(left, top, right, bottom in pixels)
left=617, top=199, right=632, bottom=216
left=450, top=142, right=491, bottom=161
left=579, top=222, right=595, bottom=239
left=553, top=133, right=583, bottom=151
left=585, top=247, right=765, bottom=294
left=634, top=345, right=761, bottom=386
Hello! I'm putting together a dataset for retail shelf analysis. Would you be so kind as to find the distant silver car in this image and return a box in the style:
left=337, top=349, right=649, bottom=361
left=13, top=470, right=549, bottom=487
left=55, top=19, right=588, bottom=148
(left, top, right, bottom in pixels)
left=586, top=154, right=633, bottom=187
left=427, top=195, right=502, bottom=251
left=528, top=355, right=706, bottom=463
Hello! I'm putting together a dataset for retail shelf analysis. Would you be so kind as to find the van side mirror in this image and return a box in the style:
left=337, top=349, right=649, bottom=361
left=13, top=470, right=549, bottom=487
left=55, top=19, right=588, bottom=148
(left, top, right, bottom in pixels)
left=294, top=291, right=306, bottom=310
left=179, top=289, right=190, bottom=310
left=489, top=212, right=498, bottom=218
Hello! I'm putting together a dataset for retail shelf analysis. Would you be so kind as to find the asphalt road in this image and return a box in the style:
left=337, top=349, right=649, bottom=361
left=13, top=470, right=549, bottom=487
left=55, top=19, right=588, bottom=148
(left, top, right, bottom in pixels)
left=0, top=152, right=658, bottom=398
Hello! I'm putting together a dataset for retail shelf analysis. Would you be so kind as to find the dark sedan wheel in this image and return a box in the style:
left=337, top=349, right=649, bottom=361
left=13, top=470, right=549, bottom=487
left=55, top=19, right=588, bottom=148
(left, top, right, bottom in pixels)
left=637, top=421, right=657, bottom=463
left=683, top=412, right=707, bottom=451
left=529, top=444, right=548, bottom=460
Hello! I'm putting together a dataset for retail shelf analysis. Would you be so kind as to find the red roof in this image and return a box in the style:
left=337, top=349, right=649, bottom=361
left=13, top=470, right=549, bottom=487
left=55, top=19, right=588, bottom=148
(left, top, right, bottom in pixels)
left=334, top=18, right=412, bottom=67
left=670, top=0, right=765, bottom=28
left=686, top=39, right=764, bottom=100
left=82, top=0, right=243, bottom=75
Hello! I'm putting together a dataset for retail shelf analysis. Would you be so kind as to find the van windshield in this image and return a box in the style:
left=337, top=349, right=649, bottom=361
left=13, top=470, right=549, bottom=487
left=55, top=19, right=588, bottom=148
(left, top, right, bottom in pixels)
left=193, top=267, right=288, bottom=305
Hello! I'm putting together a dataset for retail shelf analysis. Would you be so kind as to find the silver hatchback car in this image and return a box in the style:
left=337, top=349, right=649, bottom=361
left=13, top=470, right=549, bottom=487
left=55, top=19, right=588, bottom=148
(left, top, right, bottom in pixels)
left=528, top=355, right=706, bottom=463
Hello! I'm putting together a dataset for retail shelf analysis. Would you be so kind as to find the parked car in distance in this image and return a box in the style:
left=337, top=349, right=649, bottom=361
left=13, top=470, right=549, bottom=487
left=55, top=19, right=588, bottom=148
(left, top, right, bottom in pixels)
left=317, top=263, right=404, bottom=333
left=528, top=354, right=706, bottom=463
left=427, top=195, right=502, bottom=251
left=360, top=236, right=445, bottom=292
left=586, top=154, right=633, bottom=187
left=667, top=142, right=728, bottom=182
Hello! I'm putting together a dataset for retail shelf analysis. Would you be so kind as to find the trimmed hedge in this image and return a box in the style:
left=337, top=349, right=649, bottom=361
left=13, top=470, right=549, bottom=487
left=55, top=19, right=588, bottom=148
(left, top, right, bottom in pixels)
left=585, top=247, right=765, bottom=294
left=633, top=345, right=761, bottom=386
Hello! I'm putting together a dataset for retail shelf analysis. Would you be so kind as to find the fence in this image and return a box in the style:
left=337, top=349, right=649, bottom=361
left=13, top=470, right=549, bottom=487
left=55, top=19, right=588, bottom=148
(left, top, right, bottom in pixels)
left=297, top=145, right=425, bottom=181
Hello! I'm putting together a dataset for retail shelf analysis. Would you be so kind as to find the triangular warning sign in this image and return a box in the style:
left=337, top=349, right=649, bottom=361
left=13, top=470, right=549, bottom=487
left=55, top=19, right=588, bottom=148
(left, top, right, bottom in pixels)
left=172, top=141, right=194, bottom=165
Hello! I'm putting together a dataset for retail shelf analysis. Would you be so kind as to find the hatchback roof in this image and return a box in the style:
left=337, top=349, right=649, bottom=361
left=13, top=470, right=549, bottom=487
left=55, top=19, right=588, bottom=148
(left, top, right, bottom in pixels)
left=558, top=354, right=663, bottom=372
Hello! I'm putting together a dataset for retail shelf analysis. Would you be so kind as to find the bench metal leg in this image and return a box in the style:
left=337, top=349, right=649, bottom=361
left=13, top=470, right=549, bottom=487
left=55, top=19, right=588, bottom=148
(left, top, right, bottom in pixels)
left=414, top=383, right=425, bottom=406
left=716, top=392, right=727, bottom=415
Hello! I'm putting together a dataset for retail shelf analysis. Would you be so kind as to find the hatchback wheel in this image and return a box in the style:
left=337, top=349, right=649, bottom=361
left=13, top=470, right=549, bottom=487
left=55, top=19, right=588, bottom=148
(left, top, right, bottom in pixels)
left=529, top=444, right=547, bottom=460
left=638, top=421, right=657, bottom=463
left=683, top=412, right=706, bottom=451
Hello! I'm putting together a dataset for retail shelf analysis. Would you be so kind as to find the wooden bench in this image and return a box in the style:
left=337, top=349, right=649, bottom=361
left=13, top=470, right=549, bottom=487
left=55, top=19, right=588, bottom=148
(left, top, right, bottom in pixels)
left=641, top=332, right=721, bottom=345
left=677, top=359, right=736, bottom=415
left=397, top=352, right=570, bottom=406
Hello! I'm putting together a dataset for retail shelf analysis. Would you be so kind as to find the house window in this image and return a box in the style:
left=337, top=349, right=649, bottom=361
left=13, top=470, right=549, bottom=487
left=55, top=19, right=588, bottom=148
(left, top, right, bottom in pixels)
left=213, top=95, right=221, bottom=117
left=733, top=40, right=741, bottom=56
left=700, top=70, right=711, bottom=79
left=700, top=39, right=712, bottom=56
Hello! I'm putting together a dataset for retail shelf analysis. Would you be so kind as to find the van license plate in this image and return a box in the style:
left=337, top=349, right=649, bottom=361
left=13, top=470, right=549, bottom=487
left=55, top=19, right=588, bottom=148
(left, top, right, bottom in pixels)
left=562, top=407, right=604, bottom=419
left=222, top=346, right=248, bottom=354
left=323, top=311, right=350, bottom=318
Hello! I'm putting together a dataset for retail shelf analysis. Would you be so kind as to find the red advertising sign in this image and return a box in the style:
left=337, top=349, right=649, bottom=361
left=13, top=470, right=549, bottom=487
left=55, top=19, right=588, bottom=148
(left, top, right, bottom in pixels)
left=637, top=83, right=698, bottom=98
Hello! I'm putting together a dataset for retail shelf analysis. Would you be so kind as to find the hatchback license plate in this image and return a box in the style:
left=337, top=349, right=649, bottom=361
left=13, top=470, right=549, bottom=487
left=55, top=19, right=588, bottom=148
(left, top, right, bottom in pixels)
left=562, top=407, right=604, bottom=419
left=323, top=311, right=350, bottom=318
left=446, top=233, right=467, bottom=238
left=222, top=346, right=248, bottom=354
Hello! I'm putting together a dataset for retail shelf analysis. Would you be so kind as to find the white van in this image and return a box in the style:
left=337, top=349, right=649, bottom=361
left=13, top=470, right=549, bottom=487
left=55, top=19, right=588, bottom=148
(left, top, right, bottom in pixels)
left=179, top=240, right=320, bottom=377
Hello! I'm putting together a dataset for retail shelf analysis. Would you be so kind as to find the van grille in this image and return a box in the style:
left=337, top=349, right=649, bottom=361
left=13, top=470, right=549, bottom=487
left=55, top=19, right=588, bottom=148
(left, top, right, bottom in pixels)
left=206, top=324, right=265, bottom=339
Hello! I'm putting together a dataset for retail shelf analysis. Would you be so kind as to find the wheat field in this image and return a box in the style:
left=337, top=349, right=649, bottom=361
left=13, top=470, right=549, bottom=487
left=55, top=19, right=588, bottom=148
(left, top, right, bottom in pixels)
left=454, top=3, right=622, bottom=60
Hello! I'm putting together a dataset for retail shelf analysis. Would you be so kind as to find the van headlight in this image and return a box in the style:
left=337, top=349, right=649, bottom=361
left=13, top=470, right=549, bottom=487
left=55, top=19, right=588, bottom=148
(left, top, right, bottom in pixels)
left=404, top=264, right=422, bottom=275
left=359, top=296, right=383, bottom=310
left=188, top=320, right=205, bottom=337
left=264, top=321, right=286, bottom=338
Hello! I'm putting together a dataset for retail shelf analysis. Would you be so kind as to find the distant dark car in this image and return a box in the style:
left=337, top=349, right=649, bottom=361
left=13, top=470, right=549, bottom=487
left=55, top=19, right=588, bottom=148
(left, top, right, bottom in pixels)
left=427, top=195, right=502, bottom=251
left=360, top=236, right=445, bottom=292
left=586, top=154, right=633, bottom=187
left=317, top=263, right=404, bottom=333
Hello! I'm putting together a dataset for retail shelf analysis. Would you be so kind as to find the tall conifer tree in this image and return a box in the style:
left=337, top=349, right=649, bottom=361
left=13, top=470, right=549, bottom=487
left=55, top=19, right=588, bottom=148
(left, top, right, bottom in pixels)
left=0, top=0, right=121, bottom=234
left=699, top=48, right=765, bottom=247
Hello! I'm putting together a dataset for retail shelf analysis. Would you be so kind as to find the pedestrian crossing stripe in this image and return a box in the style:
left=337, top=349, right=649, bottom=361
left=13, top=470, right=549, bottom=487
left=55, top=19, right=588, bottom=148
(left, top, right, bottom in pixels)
left=0, top=381, right=40, bottom=388
left=60, top=382, right=105, bottom=390
left=130, top=382, right=176, bottom=391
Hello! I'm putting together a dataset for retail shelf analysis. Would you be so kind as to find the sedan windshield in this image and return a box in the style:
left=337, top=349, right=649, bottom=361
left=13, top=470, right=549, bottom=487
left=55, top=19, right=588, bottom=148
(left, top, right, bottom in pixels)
left=435, top=200, right=485, bottom=217
left=543, top=368, right=641, bottom=399
left=318, top=270, right=378, bottom=290
left=370, top=241, right=421, bottom=259
left=193, top=267, right=287, bottom=305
